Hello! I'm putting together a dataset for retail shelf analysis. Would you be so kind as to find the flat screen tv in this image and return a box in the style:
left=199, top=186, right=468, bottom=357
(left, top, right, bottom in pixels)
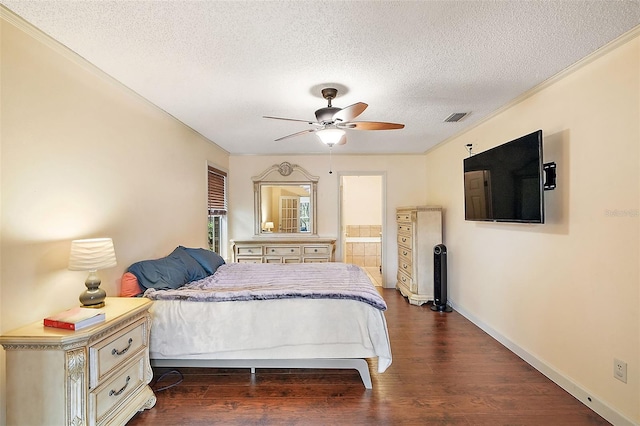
left=463, top=130, right=544, bottom=223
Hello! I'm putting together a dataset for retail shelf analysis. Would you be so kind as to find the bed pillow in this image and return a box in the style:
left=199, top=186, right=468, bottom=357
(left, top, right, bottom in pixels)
left=127, top=256, right=187, bottom=291
left=181, top=246, right=226, bottom=275
left=169, top=246, right=209, bottom=282
left=120, top=272, right=143, bottom=297
left=127, top=248, right=203, bottom=291
left=127, top=247, right=210, bottom=292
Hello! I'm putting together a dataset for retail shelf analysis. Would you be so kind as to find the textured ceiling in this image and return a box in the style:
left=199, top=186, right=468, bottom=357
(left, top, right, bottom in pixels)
left=2, top=1, right=639, bottom=155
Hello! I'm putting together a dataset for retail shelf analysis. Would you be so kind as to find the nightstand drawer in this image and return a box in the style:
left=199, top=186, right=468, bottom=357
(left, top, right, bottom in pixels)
left=92, top=319, right=146, bottom=386
left=92, top=354, right=146, bottom=423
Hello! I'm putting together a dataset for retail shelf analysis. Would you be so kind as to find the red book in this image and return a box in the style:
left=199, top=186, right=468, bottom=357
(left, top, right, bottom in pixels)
left=44, top=307, right=106, bottom=330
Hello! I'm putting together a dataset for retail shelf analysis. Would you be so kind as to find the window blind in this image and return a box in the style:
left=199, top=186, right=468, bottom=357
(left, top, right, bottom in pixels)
left=208, top=166, right=227, bottom=215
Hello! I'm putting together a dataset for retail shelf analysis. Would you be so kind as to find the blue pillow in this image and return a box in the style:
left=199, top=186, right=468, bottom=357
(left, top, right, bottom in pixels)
left=127, top=247, right=209, bottom=291
left=169, top=246, right=209, bottom=282
left=181, top=246, right=226, bottom=275
left=127, top=256, right=189, bottom=291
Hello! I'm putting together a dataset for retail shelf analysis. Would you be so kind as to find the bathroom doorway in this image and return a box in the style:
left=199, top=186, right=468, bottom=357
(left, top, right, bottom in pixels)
left=339, top=173, right=385, bottom=287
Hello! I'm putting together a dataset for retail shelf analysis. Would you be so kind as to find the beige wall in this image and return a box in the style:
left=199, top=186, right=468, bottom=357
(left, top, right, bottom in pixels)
left=0, top=11, right=229, bottom=423
left=228, top=155, right=428, bottom=286
left=343, top=175, right=382, bottom=226
left=425, top=31, right=639, bottom=424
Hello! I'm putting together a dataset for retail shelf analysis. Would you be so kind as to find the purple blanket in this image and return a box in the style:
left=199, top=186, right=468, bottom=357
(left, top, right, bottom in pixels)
left=143, top=262, right=387, bottom=311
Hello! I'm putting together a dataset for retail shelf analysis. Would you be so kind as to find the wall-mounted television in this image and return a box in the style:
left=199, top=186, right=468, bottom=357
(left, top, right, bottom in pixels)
left=464, top=130, right=544, bottom=223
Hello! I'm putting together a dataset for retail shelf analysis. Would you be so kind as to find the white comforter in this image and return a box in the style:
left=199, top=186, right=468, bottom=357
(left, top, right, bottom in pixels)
left=147, top=265, right=392, bottom=373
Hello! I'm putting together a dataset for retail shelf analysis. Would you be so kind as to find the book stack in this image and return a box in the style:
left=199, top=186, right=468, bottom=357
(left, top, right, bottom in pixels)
left=44, top=307, right=106, bottom=330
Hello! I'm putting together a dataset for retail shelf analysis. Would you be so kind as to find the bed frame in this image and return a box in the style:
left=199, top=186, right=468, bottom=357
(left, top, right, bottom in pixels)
left=150, top=358, right=373, bottom=389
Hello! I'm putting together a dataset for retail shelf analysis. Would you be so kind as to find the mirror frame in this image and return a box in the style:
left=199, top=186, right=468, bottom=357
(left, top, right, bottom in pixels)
left=252, top=162, right=319, bottom=236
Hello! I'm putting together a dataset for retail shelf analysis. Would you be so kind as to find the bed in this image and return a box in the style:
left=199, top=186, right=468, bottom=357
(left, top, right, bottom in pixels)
left=124, top=247, right=392, bottom=388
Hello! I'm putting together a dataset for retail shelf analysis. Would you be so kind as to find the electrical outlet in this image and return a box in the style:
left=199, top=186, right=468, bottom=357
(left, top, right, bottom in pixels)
left=614, top=358, right=627, bottom=383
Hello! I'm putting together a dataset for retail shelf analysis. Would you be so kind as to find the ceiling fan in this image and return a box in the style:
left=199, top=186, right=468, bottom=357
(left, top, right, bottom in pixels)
left=263, top=88, right=405, bottom=146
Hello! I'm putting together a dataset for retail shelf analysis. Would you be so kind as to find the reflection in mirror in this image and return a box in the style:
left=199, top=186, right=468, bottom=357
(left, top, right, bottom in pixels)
left=253, top=162, right=318, bottom=236
left=260, top=184, right=311, bottom=233
left=464, top=170, right=492, bottom=220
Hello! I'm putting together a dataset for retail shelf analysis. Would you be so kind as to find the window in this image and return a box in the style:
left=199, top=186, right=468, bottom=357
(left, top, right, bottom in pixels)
left=208, top=166, right=227, bottom=255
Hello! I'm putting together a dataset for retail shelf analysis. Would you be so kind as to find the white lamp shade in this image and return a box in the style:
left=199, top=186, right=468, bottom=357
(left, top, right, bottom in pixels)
left=316, top=128, right=345, bottom=146
left=68, top=238, right=117, bottom=271
left=265, top=222, right=274, bottom=230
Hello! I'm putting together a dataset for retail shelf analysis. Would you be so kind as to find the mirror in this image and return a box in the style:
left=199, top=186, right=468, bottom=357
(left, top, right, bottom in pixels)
left=260, top=184, right=311, bottom=233
left=253, top=162, right=318, bottom=235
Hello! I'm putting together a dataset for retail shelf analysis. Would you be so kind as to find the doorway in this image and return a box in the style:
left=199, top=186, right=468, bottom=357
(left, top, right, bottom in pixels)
left=339, top=174, right=385, bottom=287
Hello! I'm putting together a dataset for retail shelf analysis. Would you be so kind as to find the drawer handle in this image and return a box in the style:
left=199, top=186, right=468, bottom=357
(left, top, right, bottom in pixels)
left=314, top=249, right=318, bottom=252
left=109, top=376, right=130, bottom=397
left=290, top=249, right=294, bottom=252
left=402, top=276, right=407, bottom=283
left=403, top=251, right=408, bottom=256
left=402, top=238, right=407, bottom=242
left=248, top=249, right=253, bottom=253
left=403, top=264, right=408, bottom=269
left=271, top=249, right=275, bottom=253
left=112, top=338, right=133, bottom=356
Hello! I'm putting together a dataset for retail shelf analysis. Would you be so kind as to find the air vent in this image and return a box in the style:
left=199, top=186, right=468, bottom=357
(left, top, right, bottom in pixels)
left=444, top=112, right=469, bottom=123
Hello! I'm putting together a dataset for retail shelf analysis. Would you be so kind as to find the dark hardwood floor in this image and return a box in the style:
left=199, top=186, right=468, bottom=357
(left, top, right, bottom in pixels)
left=128, top=288, right=609, bottom=425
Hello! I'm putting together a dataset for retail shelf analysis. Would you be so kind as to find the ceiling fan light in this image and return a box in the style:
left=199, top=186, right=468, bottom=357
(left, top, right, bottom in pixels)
left=317, top=128, right=345, bottom=146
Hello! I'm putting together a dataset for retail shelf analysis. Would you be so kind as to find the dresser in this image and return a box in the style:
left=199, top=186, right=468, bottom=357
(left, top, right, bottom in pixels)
left=396, top=206, right=443, bottom=306
left=0, top=297, right=156, bottom=425
left=232, top=238, right=336, bottom=263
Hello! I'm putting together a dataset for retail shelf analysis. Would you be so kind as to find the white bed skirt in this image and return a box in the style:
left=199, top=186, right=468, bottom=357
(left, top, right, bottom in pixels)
left=148, top=297, right=392, bottom=376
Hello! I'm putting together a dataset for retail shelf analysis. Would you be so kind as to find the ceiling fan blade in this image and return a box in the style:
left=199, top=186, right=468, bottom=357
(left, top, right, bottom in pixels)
left=333, top=102, right=368, bottom=122
left=343, top=121, right=405, bottom=130
left=274, top=129, right=317, bottom=141
left=263, top=115, right=315, bottom=124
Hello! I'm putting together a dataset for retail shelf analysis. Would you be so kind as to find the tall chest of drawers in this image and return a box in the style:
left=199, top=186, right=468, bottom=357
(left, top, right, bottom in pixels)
left=0, top=297, right=156, bottom=425
left=396, top=206, right=443, bottom=306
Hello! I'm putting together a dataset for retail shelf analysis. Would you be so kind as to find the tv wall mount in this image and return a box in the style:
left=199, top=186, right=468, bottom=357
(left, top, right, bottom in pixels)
left=543, top=162, right=557, bottom=191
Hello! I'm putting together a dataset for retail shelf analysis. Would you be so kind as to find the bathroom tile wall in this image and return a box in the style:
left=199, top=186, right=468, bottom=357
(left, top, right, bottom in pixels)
left=345, top=225, right=382, bottom=267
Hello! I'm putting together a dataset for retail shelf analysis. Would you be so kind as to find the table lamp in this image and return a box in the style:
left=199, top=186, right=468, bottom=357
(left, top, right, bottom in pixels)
left=265, top=222, right=274, bottom=232
left=68, top=238, right=117, bottom=308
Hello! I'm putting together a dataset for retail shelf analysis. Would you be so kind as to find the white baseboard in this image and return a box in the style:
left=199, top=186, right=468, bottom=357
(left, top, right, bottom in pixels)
left=448, top=300, right=637, bottom=426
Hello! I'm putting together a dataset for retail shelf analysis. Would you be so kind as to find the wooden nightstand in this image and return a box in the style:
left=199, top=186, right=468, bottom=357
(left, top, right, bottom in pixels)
left=0, top=297, right=156, bottom=425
